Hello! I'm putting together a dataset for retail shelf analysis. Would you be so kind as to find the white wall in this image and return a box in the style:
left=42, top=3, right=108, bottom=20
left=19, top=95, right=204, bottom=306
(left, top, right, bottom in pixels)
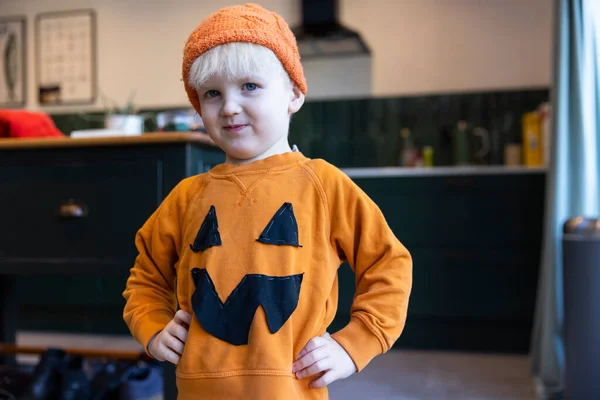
left=302, top=55, right=372, bottom=100
left=0, top=0, right=553, bottom=112
left=341, top=0, right=553, bottom=97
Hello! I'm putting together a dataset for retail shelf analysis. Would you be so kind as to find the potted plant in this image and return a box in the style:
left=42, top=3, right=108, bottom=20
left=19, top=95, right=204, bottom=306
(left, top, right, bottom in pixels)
left=101, top=90, right=148, bottom=135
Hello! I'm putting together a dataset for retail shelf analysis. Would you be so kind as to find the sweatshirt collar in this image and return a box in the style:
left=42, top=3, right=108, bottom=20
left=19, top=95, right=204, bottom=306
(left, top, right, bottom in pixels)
left=209, top=151, right=307, bottom=176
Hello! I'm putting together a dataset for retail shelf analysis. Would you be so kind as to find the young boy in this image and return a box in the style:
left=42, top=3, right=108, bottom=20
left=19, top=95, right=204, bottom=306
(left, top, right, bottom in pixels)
left=123, top=4, right=412, bottom=399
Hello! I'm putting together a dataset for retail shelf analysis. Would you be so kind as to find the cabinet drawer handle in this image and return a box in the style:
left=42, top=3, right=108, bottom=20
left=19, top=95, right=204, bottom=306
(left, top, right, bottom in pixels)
left=58, top=199, right=88, bottom=218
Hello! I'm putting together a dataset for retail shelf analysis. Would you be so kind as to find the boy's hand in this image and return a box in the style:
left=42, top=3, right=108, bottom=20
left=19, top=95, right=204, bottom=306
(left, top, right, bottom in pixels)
left=148, top=310, right=192, bottom=365
left=292, top=332, right=357, bottom=388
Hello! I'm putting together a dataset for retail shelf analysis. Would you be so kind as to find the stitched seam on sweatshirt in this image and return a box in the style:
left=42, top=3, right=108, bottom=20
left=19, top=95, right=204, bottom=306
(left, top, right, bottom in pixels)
left=353, top=312, right=388, bottom=353
left=208, top=160, right=305, bottom=178
left=180, top=175, right=210, bottom=251
left=300, top=163, right=330, bottom=223
left=246, top=172, right=269, bottom=192
left=228, top=175, right=247, bottom=191
left=181, top=175, right=209, bottom=223
left=176, top=369, right=293, bottom=379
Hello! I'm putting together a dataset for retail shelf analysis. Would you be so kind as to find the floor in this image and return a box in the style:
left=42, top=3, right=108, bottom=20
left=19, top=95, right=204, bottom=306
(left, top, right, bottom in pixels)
left=15, top=331, right=537, bottom=400
left=327, top=349, right=537, bottom=400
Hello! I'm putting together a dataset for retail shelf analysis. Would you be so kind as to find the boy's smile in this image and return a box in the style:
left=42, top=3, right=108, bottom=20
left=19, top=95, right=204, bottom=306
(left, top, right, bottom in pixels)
left=223, top=124, right=248, bottom=134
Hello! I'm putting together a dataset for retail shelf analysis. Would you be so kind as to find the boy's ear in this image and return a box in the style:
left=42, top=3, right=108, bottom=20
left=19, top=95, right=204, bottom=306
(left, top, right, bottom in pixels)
left=288, top=85, right=305, bottom=115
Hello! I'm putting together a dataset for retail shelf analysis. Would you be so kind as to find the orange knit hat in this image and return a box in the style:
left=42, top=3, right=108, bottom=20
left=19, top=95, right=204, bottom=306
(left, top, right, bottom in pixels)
left=182, top=3, right=307, bottom=115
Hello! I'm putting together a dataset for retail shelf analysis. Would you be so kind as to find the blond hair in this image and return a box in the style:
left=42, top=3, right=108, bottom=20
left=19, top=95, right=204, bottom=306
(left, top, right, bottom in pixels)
left=188, top=42, right=292, bottom=89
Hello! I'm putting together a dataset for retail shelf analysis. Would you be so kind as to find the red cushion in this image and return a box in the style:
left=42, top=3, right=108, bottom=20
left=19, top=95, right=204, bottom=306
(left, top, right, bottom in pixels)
left=0, top=109, right=65, bottom=138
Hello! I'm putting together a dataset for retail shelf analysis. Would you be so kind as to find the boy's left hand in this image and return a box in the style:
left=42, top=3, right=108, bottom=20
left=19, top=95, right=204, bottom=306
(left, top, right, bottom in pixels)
left=292, top=332, right=357, bottom=388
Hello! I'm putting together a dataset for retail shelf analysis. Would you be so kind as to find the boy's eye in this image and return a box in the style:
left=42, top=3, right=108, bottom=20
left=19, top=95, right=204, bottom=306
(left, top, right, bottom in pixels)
left=243, top=83, right=258, bottom=91
left=206, top=90, right=219, bottom=98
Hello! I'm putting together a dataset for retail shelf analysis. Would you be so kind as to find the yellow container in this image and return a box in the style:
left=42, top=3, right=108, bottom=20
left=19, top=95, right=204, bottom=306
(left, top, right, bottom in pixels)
left=423, top=146, right=434, bottom=167
left=522, top=112, right=543, bottom=166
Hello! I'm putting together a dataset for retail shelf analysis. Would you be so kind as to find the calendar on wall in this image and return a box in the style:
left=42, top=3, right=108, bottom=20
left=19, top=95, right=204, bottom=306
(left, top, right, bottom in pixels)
left=0, top=16, right=26, bottom=106
left=36, top=9, right=96, bottom=105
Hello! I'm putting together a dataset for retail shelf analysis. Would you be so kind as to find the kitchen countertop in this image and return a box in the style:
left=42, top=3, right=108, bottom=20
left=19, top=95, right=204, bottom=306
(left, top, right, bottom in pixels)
left=0, top=135, right=546, bottom=177
left=0, top=132, right=216, bottom=149
left=342, top=165, right=547, bottom=177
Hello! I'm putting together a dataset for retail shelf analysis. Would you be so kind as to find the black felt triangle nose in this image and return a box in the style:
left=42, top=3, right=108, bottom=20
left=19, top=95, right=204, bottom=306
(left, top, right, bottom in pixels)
left=257, top=202, right=302, bottom=247
left=190, top=205, right=222, bottom=252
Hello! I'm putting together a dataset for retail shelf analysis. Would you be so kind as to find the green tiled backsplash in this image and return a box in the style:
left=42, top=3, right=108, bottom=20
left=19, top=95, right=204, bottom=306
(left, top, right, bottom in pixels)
left=50, top=87, right=549, bottom=168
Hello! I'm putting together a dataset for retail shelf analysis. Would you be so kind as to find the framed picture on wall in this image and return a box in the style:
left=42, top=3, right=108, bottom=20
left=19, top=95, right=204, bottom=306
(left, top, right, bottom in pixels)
left=35, top=9, right=96, bottom=105
left=0, top=16, right=26, bottom=107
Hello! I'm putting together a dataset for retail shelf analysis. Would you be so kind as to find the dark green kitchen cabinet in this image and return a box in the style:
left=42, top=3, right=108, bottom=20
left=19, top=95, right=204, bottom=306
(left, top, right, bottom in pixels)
left=331, top=169, right=546, bottom=354
left=0, top=133, right=225, bottom=330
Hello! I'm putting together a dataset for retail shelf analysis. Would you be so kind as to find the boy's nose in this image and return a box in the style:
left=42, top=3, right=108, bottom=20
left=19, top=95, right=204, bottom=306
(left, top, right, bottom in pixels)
left=220, top=99, right=242, bottom=116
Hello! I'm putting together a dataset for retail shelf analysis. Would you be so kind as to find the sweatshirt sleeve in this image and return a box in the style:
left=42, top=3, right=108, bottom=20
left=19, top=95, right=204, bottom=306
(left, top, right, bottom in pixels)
left=122, top=177, right=197, bottom=353
left=313, top=161, right=412, bottom=372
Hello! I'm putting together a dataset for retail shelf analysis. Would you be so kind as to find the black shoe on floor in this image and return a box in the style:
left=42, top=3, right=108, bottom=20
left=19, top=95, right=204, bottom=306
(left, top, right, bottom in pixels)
left=19, top=348, right=67, bottom=400
left=57, top=355, right=93, bottom=400
left=118, top=360, right=163, bottom=400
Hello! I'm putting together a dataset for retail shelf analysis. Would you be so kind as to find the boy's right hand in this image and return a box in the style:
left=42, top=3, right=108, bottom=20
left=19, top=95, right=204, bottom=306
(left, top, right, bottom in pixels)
left=148, top=310, right=192, bottom=364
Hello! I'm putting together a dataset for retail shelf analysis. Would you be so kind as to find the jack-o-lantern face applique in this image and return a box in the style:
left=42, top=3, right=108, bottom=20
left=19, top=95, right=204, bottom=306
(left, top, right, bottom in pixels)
left=189, top=202, right=303, bottom=346
left=189, top=205, right=221, bottom=252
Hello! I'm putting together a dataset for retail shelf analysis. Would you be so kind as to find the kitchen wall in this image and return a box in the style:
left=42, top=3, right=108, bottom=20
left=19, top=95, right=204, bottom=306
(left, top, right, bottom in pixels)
left=288, top=87, right=549, bottom=167
left=342, top=0, right=553, bottom=97
left=0, top=0, right=553, bottom=111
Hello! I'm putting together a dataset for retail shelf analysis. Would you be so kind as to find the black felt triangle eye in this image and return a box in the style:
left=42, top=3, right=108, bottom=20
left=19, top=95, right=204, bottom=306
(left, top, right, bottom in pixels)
left=190, top=205, right=222, bottom=252
left=257, top=202, right=302, bottom=247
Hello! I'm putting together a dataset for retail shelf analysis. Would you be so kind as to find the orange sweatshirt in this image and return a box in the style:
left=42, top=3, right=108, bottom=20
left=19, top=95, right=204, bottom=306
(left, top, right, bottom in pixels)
left=123, top=151, right=412, bottom=399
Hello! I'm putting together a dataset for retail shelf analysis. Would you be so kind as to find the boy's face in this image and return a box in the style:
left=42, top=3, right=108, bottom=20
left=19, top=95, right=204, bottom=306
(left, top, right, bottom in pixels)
left=197, top=70, right=304, bottom=165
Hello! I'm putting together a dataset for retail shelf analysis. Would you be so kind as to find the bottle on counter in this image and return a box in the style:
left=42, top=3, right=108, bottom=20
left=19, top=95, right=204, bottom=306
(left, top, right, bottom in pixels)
left=452, top=121, right=470, bottom=165
left=422, top=146, right=434, bottom=167
left=504, top=143, right=522, bottom=166
left=522, top=111, right=543, bottom=166
left=397, top=128, right=418, bottom=167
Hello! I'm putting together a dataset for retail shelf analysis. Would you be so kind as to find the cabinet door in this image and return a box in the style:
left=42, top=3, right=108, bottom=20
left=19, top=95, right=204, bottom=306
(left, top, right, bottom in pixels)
left=352, top=174, right=545, bottom=247
left=0, top=159, right=162, bottom=307
left=329, top=173, right=544, bottom=347
left=0, top=159, right=161, bottom=265
left=407, top=246, right=539, bottom=319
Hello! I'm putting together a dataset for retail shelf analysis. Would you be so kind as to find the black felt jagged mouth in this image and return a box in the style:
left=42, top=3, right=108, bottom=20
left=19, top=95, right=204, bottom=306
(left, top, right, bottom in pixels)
left=190, top=268, right=303, bottom=346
